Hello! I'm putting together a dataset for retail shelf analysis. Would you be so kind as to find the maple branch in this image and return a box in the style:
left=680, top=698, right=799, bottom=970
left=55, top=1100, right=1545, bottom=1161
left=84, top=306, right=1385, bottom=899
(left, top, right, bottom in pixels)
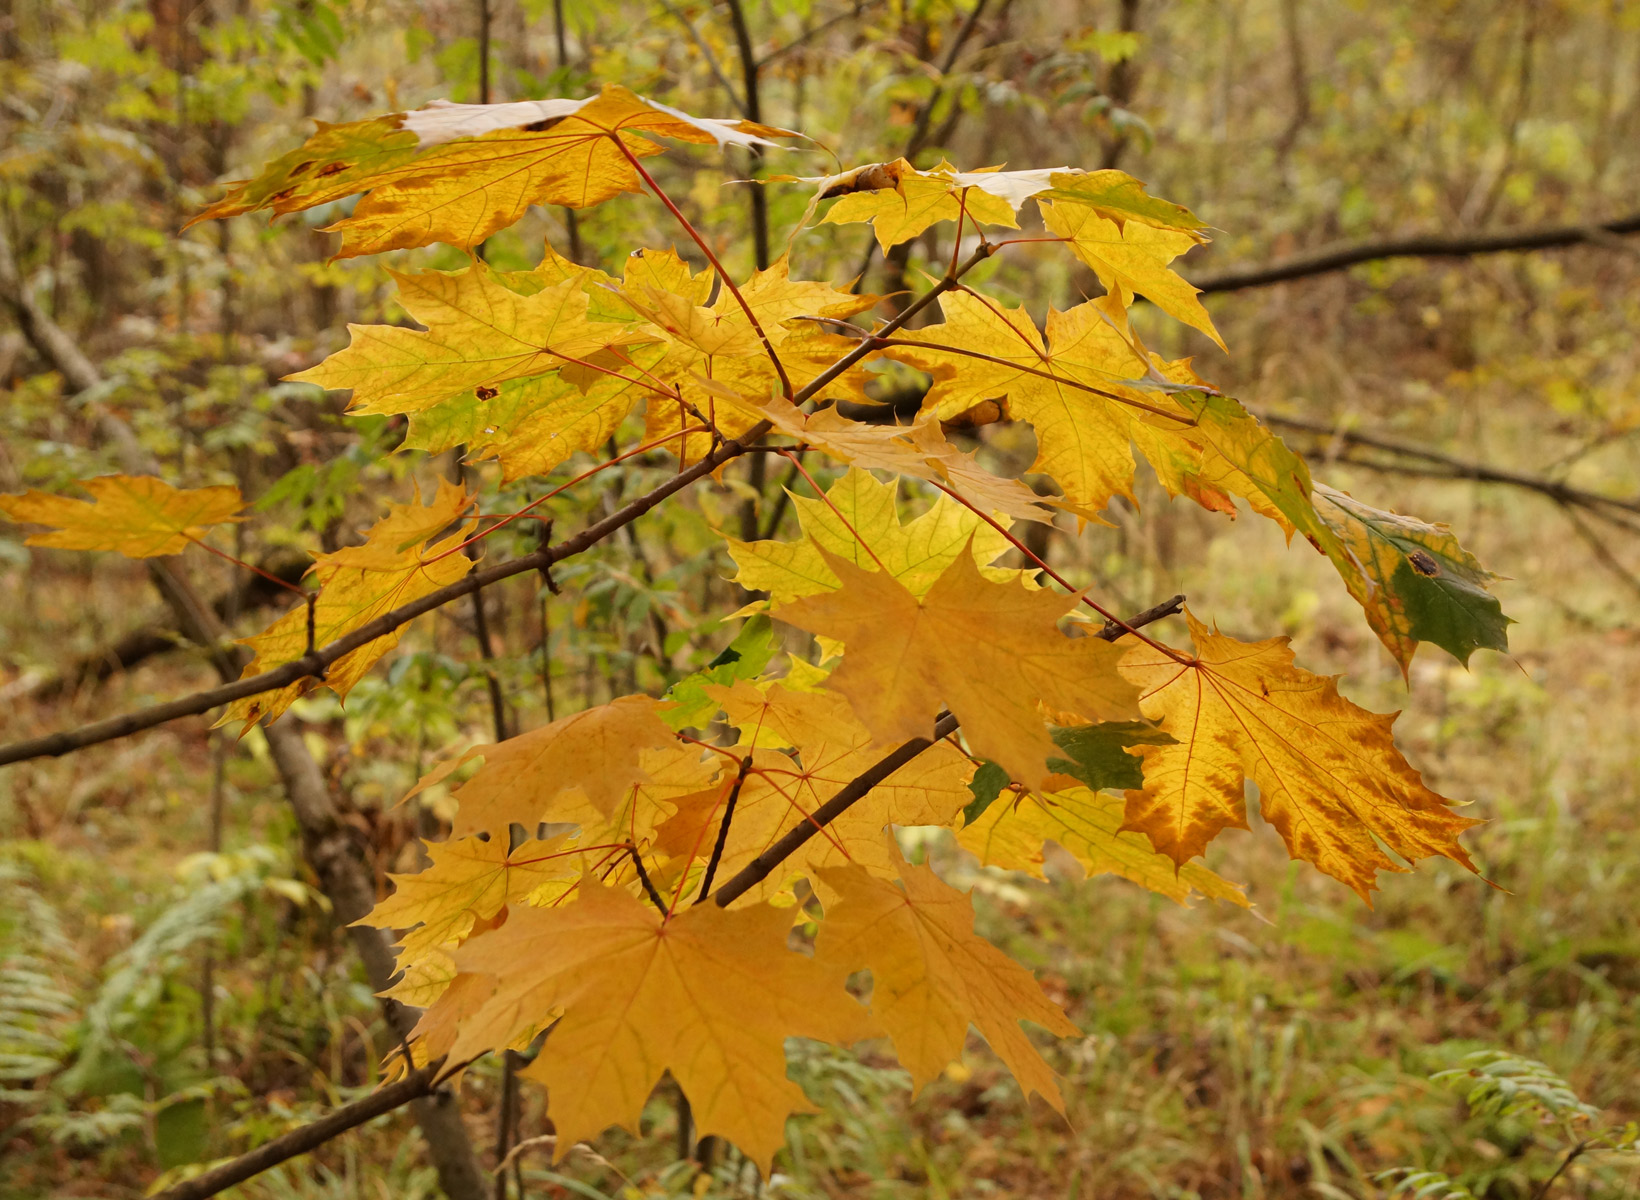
left=710, top=593, right=1185, bottom=908
left=614, top=142, right=793, bottom=397
left=149, top=1061, right=451, bottom=1200
left=0, top=422, right=775, bottom=768
left=695, top=753, right=755, bottom=904
left=871, top=335, right=1196, bottom=423
left=629, top=845, right=668, bottom=914
left=793, top=242, right=995, bottom=406
left=26, top=553, right=311, bottom=702
left=1190, top=211, right=1640, bottom=294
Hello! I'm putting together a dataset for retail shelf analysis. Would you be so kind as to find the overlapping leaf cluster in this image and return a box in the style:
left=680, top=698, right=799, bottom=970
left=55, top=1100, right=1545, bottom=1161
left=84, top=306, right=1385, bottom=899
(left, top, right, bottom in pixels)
left=0, top=86, right=1509, bottom=1172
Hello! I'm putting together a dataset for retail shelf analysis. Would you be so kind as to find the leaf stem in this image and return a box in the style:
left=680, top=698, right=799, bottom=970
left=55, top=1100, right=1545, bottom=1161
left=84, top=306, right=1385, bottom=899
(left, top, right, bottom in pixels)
left=612, top=138, right=793, bottom=398
left=926, top=478, right=1192, bottom=662
left=874, top=336, right=1197, bottom=424
left=184, top=533, right=311, bottom=598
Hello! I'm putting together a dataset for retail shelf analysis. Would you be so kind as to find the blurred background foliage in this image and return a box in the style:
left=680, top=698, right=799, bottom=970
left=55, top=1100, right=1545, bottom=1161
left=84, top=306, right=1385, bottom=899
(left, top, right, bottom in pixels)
left=1, top=0, right=1637, bottom=1196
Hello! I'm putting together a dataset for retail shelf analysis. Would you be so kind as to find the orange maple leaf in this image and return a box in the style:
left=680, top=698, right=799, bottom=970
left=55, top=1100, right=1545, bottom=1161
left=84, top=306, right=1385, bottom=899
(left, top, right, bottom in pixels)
left=1118, top=610, right=1481, bottom=899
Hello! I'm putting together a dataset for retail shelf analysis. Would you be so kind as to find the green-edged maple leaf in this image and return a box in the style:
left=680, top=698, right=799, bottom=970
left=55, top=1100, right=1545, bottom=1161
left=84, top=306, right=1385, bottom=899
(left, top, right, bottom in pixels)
left=887, top=290, right=1210, bottom=514
left=436, top=878, right=875, bottom=1174
left=290, top=264, right=651, bottom=416
left=1117, top=610, right=1480, bottom=899
left=194, top=85, right=798, bottom=258
left=1039, top=196, right=1222, bottom=348
left=0, top=475, right=243, bottom=558
left=775, top=549, right=1139, bottom=788
left=651, top=681, right=972, bottom=904
left=1314, top=483, right=1510, bottom=671
left=958, top=777, right=1248, bottom=907
left=815, top=858, right=1079, bottom=1107
left=727, top=467, right=1018, bottom=605
left=357, top=832, right=578, bottom=961
left=220, top=481, right=475, bottom=730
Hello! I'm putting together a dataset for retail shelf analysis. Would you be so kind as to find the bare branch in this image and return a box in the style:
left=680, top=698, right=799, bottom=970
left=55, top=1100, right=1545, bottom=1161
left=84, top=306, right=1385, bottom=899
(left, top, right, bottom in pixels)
left=1192, top=212, right=1640, bottom=294
left=1265, top=412, right=1640, bottom=523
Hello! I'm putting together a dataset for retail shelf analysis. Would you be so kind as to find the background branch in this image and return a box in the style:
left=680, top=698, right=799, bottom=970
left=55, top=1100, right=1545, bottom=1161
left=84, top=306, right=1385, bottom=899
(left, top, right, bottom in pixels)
left=1192, top=211, right=1640, bottom=294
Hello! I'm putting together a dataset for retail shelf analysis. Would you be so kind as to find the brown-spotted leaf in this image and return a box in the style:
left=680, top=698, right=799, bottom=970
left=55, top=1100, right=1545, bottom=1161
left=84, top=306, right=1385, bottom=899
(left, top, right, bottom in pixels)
left=1118, top=610, right=1480, bottom=899
left=219, top=481, right=475, bottom=730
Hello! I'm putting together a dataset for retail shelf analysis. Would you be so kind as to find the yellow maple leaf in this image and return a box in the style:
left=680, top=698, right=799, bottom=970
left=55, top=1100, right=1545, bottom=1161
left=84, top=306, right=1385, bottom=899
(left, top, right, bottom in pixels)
left=727, top=467, right=1017, bottom=605
left=1117, top=610, right=1480, bottom=899
left=441, top=878, right=874, bottom=1173
left=775, top=549, right=1139, bottom=788
left=355, top=832, right=579, bottom=962
left=958, top=778, right=1248, bottom=907
left=796, top=161, right=1206, bottom=252
left=220, top=481, right=475, bottom=730
left=815, top=857, right=1079, bottom=1107
left=290, top=265, right=651, bottom=416
left=1039, top=197, right=1222, bottom=348
left=195, top=85, right=797, bottom=258
left=651, top=681, right=972, bottom=905
left=439, top=695, right=684, bottom=838
left=402, top=353, right=663, bottom=482
left=0, top=475, right=243, bottom=558
left=814, top=159, right=1021, bottom=250
left=723, top=395, right=1059, bottom=526
left=888, top=290, right=1208, bottom=514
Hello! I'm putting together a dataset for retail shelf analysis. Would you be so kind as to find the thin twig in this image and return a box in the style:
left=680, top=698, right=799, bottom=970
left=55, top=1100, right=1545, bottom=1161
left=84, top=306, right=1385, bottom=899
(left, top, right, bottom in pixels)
left=1530, top=1140, right=1590, bottom=1200
left=723, top=0, right=770, bottom=270
left=758, top=2, right=873, bottom=66
left=695, top=754, right=755, bottom=904
left=656, top=0, right=746, bottom=114
left=1265, top=412, right=1640, bottom=520
left=150, top=1062, right=453, bottom=1200
left=629, top=845, right=668, bottom=914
